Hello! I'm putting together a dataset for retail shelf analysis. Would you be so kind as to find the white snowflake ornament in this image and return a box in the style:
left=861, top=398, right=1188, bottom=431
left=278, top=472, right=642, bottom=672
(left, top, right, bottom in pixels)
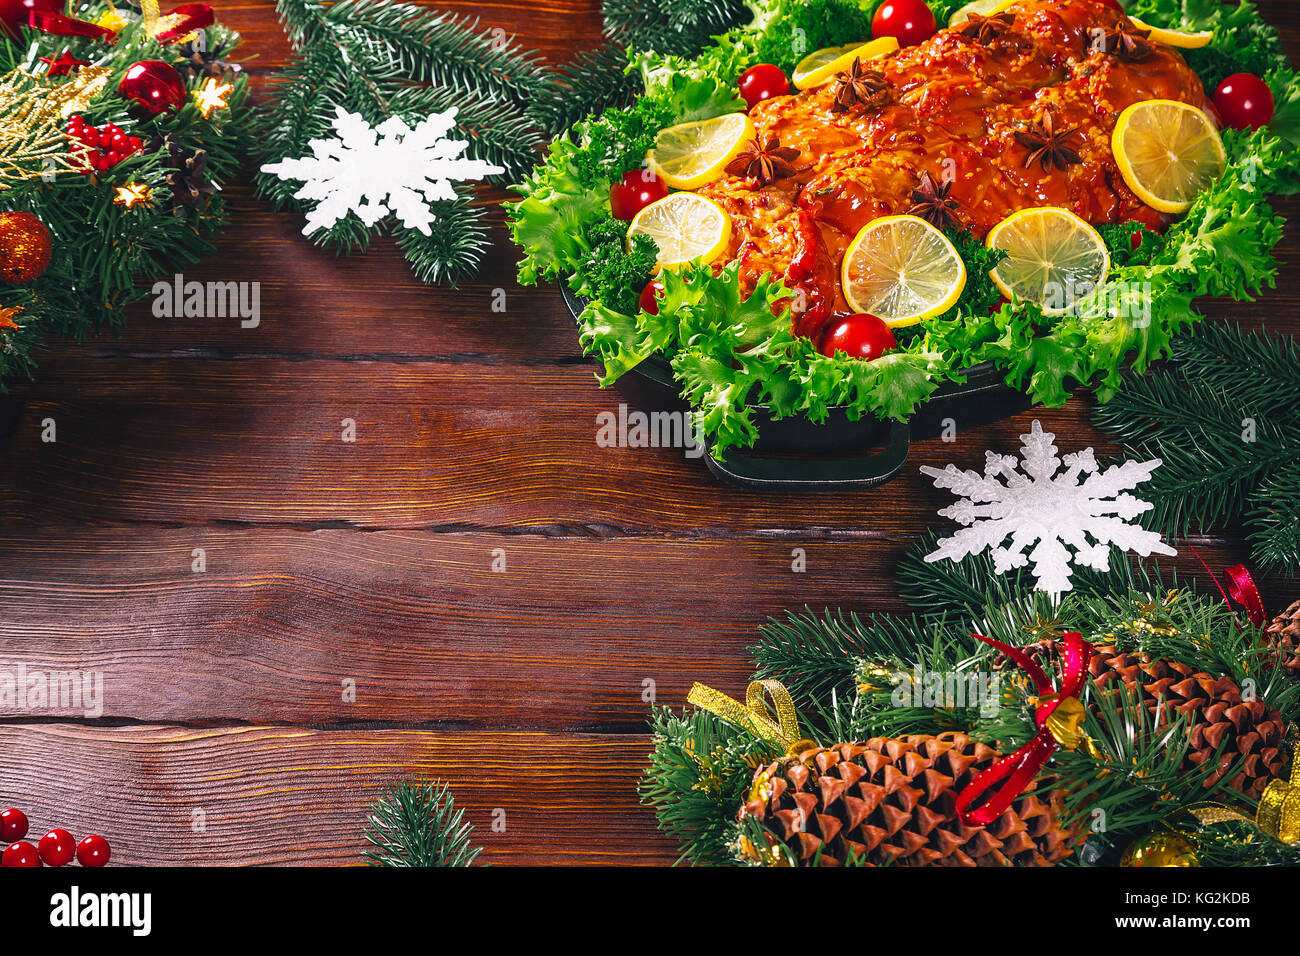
left=920, top=421, right=1175, bottom=594
left=261, top=106, right=504, bottom=237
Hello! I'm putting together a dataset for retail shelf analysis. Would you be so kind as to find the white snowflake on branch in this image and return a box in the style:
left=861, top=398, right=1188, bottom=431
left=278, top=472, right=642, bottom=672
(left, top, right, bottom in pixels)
left=920, top=421, right=1175, bottom=594
left=261, top=107, right=503, bottom=237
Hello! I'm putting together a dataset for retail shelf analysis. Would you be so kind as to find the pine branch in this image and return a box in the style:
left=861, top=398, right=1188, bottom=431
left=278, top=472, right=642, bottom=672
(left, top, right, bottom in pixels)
left=537, top=43, right=641, bottom=135
left=395, top=189, right=492, bottom=286
left=602, top=0, right=750, bottom=56
left=363, top=777, right=482, bottom=867
left=1248, top=457, right=1300, bottom=576
left=1173, top=322, right=1300, bottom=413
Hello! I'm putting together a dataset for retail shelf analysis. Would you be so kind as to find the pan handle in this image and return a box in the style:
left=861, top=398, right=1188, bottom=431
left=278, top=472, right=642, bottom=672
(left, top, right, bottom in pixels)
left=701, top=420, right=911, bottom=492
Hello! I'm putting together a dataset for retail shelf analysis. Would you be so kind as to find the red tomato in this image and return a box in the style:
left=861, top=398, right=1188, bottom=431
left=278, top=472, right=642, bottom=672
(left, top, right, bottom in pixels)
left=872, top=0, right=937, bottom=47
left=639, top=279, right=666, bottom=315
left=610, top=169, right=669, bottom=222
left=1214, top=73, right=1275, bottom=131
left=738, top=63, right=791, bottom=110
left=820, top=314, right=897, bottom=360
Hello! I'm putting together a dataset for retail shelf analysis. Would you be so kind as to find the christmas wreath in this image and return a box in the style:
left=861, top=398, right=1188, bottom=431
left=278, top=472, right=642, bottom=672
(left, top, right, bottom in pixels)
left=643, top=542, right=1300, bottom=867
left=0, top=1, right=248, bottom=384
left=509, top=0, right=1300, bottom=461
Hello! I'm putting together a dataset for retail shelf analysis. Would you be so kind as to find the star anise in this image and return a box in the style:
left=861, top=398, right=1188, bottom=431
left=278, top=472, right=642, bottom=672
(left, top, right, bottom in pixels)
left=907, top=170, right=961, bottom=229
left=725, top=137, right=801, bottom=185
left=1099, top=23, right=1155, bottom=61
left=958, top=11, right=1016, bottom=44
left=1015, top=110, right=1084, bottom=172
left=831, top=58, right=890, bottom=113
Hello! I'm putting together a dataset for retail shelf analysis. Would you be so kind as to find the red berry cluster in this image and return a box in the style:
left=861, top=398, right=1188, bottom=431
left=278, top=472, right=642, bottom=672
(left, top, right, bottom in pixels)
left=66, top=115, right=146, bottom=174
left=0, top=808, right=110, bottom=867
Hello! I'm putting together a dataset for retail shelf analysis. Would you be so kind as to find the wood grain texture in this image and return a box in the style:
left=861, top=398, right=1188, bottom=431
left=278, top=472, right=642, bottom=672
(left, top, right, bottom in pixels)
left=0, top=0, right=1298, bottom=866
left=0, top=725, right=673, bottom=865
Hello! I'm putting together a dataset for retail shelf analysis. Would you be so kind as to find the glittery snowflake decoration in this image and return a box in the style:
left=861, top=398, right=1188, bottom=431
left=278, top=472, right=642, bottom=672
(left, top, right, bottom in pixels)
left=920, top=421, right=1176, bottom=594
left=260, top=106, right=504, bottom=237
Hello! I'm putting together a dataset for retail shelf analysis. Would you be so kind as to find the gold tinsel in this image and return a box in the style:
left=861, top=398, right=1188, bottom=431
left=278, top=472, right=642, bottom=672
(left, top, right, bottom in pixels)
left=1, top=66, right=111, bottom=189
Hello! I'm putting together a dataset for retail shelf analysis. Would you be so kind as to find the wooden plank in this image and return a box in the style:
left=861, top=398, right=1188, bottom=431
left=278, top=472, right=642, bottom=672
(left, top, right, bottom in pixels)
left=0, top=725, right=675, bottom=865
left=0, top=527, right=1262, bottom=725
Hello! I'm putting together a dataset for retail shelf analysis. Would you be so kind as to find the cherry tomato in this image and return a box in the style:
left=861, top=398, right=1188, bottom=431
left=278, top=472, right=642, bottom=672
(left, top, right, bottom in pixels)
left=872, top=0, right=937, bottom=47
left=38, top=828, right=76, bottom=867
left=1214, top=73, right=1275, bottom=131
left=609, top=169, right=669, bottom=222
left=76, top=834, right=111, bottom=867
left=738, top=63, right=791, bottom=110
left=820, top=314, right=897, bottom=360
left=639, top=279, right=666, bottom=315
left=0, top=808, right=28, bottom=842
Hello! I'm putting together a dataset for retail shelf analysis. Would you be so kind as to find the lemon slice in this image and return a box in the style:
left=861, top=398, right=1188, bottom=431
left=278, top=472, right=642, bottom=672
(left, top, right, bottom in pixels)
left=986, top=207, right=1109, bottom=315
left=628, top=193, right=732, bottom=271
left=1112, top=99, right=1226, bottom=214
left=646, top=114, right=755, bottom=190
left=840, top=215, right=967, bottom=327
left=947, top=0, right=1018, bottom=29
left=792, top=37, right=899, bottom=90
left=1128, top=16, right=1214, bottom=49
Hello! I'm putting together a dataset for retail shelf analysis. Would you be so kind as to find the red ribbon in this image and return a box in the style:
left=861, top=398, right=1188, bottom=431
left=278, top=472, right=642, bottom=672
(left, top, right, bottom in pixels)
left=1188, top=547, right=1269, bottom=629
left=28, top=10, right=118, bottom=42
left=956, top=631, right=1093, bottom=826
left=150, top=4, right=215, bottom=43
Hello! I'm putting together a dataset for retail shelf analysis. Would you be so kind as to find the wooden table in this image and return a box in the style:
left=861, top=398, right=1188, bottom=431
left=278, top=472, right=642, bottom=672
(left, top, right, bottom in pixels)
left=1, top=0, right=1297, bottom=866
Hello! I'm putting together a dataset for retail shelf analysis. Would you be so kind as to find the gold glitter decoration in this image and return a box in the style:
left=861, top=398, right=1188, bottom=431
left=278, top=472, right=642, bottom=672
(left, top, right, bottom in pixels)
left=0, top=67, right=110, bottom=188
left=192, top=77, right=232, bottom=119
left=113, top=182, right=153, bottom=208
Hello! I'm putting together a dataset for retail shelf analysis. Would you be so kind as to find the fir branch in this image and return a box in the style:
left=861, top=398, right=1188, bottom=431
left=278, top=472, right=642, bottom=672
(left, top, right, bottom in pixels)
left=363, top=777, right=482, bottom=867
left=1248, top=458, right=1300, bottom=577
left=538, top=43, right=641, bottom=135
left=602, top=0, right=750, bottom=57
left=395, top=189, right=492, bottom=286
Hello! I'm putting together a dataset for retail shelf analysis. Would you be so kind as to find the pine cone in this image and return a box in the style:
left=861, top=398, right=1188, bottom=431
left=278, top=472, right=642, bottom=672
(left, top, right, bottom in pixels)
left=1264, top=600, right=1300, bottom=679
left=1027, top=642, right=1288, bottom=801
left=739, top=732, right=1074, bottom=867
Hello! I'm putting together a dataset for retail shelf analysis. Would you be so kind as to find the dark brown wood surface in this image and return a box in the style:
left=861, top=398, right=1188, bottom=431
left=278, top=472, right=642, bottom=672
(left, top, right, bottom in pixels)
left=0, top=1, right=1297, bottom=866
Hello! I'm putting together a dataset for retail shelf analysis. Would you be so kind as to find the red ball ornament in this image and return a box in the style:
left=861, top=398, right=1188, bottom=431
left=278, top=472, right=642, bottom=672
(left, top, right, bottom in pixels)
left=77, top=834, right=111, bottom=867
left=0, top=807, right=29, bottom=841
left=872, top=0, right=937, bottom=47
left=610, top=169, right=669, bottom=222
left=1214, top=73, right=1275, bottom=131
left=0, top=0, right=62, bottom=39
left=0, top=212, right=53, bottom=285
left=2, top=841, right=40, bottom=867
left=119, top=60, right=188, bottom=117
left=38, top=828, right=76, bottom=867
left=820, top=313, right=897, bottom=360
left=739, top=64, right=791, bottom=110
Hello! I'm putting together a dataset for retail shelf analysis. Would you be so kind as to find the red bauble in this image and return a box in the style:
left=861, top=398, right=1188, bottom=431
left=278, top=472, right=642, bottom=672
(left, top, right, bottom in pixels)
left=0, top=0, right=62, bottom=39
left=2, top=841, right=40, bottom=867
left=1214, top=73, right=1275, bottom=131
left=0, top=212, right=52, bottom=285
left=820, top=313, right=897, bottom=360
left=872, top=0, right=937, bottom=47
left=0, top=807, right=29, bottom=841
left=38, top=828, right=76, bottom=867
left=639, top=279, right=666, bottom=315
left=610, top=169, right=669, bottom=221
left=739, top=64, right=791, bottom=110
left=119, top=60, right=188, bottom=117
left=77, top=834, right=111, bottom=867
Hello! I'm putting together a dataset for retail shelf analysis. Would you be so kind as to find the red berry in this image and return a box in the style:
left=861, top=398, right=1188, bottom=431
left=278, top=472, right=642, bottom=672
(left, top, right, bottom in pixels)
left=609, top=168, right=670, bottom=222
left=1214, top=73, right=1275, bottom=131
left=38, top=828, right=76, bottom=867
left=738, top=63, right=791, bottom=110
left=639, top=279, right=666, bottom=315
left=77, top=834, right=110, bottom=867
left=819, top=313, right=898, bottom=360
left=872, top=0, right=937, bottom=47
left=2, top=841, right=40, bottom=867
left=0, top=807, right=28, bottom=841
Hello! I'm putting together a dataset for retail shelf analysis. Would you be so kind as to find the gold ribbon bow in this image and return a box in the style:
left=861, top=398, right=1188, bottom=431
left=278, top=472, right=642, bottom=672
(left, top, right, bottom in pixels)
left=687, top=680, right=815, bottom=755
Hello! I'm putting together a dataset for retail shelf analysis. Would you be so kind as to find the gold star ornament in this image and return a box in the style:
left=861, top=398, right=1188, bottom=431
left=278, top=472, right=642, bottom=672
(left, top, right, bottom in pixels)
left=192, top=77, right=232, bottom=119
left=114, top=182, right=153, bottom=209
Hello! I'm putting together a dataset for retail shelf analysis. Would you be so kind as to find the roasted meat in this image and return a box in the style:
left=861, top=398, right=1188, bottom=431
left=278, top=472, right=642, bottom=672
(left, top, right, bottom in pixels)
left=697, top=0, right=1216, bottom=340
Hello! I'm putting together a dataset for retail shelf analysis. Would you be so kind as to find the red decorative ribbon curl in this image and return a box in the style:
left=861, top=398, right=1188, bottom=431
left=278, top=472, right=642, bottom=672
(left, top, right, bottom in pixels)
left=1188, top=547, right=1270, bottom=629
left=956, top=631, right=1093, bottom=826
left=28, top=10, right=119, bottom=42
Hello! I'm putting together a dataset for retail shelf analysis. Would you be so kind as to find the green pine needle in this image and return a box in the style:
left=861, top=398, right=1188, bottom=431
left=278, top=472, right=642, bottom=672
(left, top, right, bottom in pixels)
left=363, top=778, right=482, bottom=867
